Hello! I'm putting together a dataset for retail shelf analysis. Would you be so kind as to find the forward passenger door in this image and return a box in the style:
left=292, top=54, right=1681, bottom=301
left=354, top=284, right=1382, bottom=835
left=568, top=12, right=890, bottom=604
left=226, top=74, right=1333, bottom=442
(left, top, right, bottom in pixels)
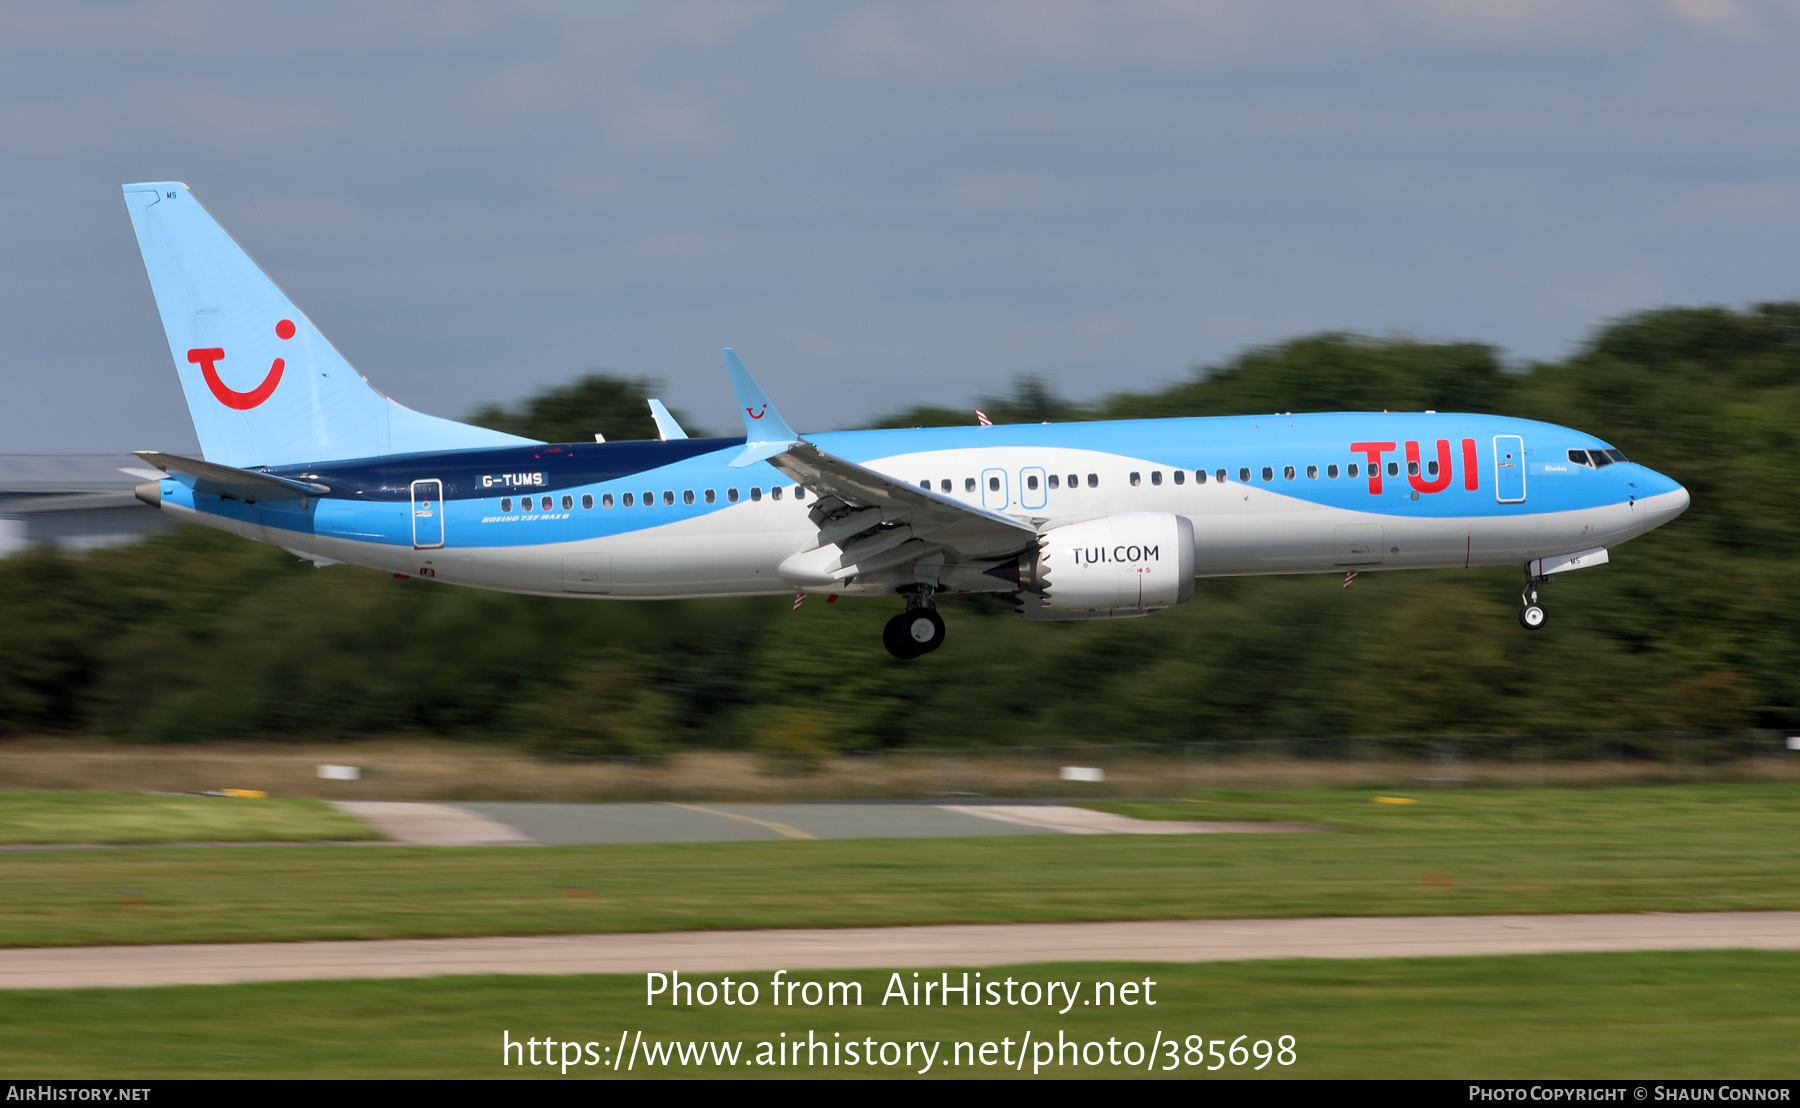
left=1494, top=436, right=1526, bottom=503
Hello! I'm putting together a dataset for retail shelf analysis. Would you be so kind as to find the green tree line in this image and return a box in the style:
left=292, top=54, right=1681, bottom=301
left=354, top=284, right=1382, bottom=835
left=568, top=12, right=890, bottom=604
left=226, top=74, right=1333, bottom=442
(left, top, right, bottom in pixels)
left=3, top=304, right=1796, bottom=750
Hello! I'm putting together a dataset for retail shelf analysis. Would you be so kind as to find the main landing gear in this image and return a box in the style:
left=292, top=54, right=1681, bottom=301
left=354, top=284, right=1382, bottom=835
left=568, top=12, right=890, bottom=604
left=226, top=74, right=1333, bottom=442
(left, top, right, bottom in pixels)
left=883, top=590, right=945, bottom=659
left=1519, top=571, right=1550, bottom=630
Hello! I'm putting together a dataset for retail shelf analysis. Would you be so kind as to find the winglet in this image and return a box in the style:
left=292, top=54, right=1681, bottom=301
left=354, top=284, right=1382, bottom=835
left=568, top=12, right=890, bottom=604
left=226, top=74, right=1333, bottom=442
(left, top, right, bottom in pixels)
left=646, top=399, right=689, bottom=441
left=723, top=348, right=801, bottom=467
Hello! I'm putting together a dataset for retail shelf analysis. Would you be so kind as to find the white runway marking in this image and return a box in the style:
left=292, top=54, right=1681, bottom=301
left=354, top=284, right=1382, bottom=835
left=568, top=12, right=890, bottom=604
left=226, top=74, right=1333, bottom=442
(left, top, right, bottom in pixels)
left=5, top=912, right=1796, bottom=989
left=329, top=801, right=533, bottom=846
left=939, top=805, right=1327, bottom=835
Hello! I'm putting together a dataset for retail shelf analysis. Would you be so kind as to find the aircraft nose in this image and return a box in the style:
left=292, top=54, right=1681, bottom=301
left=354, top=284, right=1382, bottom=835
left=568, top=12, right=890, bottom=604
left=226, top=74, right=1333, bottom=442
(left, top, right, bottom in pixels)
left=1643, top=479, right=1690, bottom=528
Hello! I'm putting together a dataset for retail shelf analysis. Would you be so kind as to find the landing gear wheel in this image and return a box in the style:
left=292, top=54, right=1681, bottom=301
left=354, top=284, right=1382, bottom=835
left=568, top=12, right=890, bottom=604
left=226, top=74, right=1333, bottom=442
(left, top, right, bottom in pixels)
left=1519, top=603, right=1547, bottom=630
left=882, top=608, right=946, bottom=659
left=882, top=612, right=914, bottom=659
left=904, top=608, right=945, bottom=655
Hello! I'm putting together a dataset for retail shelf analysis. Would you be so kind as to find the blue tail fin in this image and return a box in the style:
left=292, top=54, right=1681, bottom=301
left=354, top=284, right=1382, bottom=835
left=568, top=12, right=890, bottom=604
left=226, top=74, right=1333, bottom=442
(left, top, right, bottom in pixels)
left=121, top=183, right=538, bottom=467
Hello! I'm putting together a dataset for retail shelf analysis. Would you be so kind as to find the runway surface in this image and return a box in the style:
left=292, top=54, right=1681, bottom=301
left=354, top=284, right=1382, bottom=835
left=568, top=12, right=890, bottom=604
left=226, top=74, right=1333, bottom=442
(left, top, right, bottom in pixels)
left=332, top=800, right=1327, bottom=845
left=6, top=912, right=1797, bottom=989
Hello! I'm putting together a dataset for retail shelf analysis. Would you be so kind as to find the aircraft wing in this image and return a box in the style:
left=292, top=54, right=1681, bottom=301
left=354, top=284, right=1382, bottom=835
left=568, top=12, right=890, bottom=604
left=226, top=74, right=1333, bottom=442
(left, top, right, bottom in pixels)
left=721, top=347, right=1036, bottom=582
left=133, top=450, right=329, bottom=501
left=769, top=441, right=1037, bottom=563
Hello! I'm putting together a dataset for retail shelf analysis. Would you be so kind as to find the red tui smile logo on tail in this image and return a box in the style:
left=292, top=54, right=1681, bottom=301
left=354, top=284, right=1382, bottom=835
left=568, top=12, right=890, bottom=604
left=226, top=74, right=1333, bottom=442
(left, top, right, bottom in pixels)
left=188, top=319, right=294, bottom=409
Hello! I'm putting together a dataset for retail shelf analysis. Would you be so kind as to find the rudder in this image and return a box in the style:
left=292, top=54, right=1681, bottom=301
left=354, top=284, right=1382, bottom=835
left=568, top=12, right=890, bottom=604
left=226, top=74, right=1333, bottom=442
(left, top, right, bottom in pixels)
left=122, top=183, right=537, bottom=467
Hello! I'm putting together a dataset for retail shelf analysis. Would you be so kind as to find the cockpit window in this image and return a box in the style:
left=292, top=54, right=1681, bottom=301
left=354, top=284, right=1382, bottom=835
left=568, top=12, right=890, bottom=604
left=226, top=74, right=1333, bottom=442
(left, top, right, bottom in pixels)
left=1603, top=448, right=1628, bottom=464
left=1590, top=450, right=1614, bottom=468
left=1568, top=449, right=1592, bottom=467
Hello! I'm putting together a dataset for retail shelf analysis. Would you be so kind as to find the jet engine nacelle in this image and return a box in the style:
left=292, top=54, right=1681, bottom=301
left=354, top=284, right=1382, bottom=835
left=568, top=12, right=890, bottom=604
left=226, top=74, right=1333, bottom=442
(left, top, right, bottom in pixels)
left=1018, top=512, right=1196, bottom=611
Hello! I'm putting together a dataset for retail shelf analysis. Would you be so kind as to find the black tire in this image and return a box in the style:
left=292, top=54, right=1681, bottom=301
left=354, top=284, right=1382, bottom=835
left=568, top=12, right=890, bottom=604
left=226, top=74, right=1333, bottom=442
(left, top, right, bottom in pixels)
left=1519, top=603, right=1547, bottom=630
left=883, top=612, right=920, bottom=659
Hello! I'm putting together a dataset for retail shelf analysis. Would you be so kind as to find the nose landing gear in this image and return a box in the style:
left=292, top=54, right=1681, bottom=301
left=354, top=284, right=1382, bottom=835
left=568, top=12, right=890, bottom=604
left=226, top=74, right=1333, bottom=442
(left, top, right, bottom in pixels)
left=883, top=590, right=946, bottom=659
left=1518, top=572, right=1550, bottom=630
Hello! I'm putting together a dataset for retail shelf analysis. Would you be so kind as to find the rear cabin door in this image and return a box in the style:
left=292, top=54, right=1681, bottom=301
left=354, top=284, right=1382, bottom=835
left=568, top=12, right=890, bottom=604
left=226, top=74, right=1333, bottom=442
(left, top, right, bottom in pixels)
left=981, top=468, right=1009, bottom=510
left=411, top=479, right=445, bottom=549
left=1493, top=436, right=1526, bottom=503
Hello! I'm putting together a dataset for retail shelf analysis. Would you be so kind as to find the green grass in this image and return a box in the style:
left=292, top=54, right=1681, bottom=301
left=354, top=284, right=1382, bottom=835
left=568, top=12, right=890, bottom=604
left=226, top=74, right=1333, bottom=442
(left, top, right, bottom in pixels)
left=1, top=785, right=1797, bottom=948
left=4, top=951, right=1796, bottom=1078
left=0, top=790, right=377, bottom=845
left=1078, top=783, right=1800, bottom=831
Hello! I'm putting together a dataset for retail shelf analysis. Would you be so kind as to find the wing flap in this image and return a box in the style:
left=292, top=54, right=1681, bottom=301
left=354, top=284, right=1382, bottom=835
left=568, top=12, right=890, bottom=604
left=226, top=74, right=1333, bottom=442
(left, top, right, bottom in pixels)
left=769, top=442, right=1035, bottom=561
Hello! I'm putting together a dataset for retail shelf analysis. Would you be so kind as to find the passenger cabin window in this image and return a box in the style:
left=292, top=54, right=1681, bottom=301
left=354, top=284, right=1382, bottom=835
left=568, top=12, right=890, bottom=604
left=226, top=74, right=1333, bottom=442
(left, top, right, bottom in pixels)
left=683, top=490, right=695, bottom=505
left=989, top=476, right=1001, bottom=491
left=704, top=489, right=716, bottom=504
left=1261, top=466, right=1273, bottom=482
left=1327, top=464, right=1338, bottom=479
left=771, top=487, right=783, bottom=500
left=1239, top=467, right=1250, bottom=482
left=1348, top=464, right=1359, bottom=478
left=750, top=487, right=762, bottom=501
left=727, top=488, right=739, bottom=503
left=1195, top=470, right=1207, bottom=484
left=1386, top=462, right=1399, bottom=477
left=623, top=493, right=634, bottom=507
left=1283, top=465, right=1295, bottom=480
left=663, top=490, right=675, bottom=506
left=1130, top=472, right=1141, bottom=486
left=1151, top=471, right=1163, bottom=486
left=795, top=487, right=805, bottom=500
left=1215, top=469, right=1227, bottom=483
left=940, top=479, right=952, bottom=492
left=965, top=477, right=977, bottom=492
left=1048, top=474, right=1060, bottom=489
left=1407, top=461, right=1419, bottom=476
left=581, top=494, right=593, bottom=509
left=1306, top=465, right=1317, bottom=479
left=642, top=490, right=653, bottom=505
left=1172, top=470, right=1184, bottom=485
left=563, top=495, right=574, bottom=510
left=919, top=480, right=930, bottom=490
left=602, top=493, right=614, bottom=508
left=1087, top=473, right=1099, bottom=488
left=1427, top=461, right=1438, bottom=476
left=1026, top=474, right=1039, bottom=490
left=1068, top=474, right=1079, bottom=488
left=501, top=497, right=512, bottom=512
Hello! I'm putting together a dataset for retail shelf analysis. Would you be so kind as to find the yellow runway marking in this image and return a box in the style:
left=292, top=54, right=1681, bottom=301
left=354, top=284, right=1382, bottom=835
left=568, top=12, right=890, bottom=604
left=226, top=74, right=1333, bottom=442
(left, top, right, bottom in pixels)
left=663, top=802, right=817, bottom=840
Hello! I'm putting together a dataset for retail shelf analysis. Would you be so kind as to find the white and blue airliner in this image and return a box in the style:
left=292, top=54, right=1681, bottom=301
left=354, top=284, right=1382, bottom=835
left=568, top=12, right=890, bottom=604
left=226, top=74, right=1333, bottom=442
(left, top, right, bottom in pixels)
left=121, top=183, right=1690, bottom=658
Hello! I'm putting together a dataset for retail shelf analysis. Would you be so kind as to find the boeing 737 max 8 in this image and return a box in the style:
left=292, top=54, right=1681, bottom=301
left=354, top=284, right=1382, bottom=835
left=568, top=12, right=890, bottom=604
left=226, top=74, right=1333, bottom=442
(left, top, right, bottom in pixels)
left=120, top=183, right=1690, bottom=658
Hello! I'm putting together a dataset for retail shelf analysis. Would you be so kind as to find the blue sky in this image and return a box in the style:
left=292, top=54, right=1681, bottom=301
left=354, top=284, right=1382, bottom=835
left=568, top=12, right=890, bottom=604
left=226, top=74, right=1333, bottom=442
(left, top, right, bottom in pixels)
left=4, top=0, right=1798, bottom=451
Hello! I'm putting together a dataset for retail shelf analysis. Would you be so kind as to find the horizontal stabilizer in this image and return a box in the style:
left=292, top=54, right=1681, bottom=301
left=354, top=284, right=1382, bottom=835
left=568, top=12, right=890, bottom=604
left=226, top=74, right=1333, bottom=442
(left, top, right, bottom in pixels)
left=133, top=450, right=327, bottom=501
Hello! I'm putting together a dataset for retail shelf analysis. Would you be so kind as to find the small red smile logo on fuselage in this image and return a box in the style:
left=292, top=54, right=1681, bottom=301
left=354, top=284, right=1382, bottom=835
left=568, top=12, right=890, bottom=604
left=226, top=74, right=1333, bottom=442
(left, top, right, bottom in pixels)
left=188, top=319, right=294, bottom=410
